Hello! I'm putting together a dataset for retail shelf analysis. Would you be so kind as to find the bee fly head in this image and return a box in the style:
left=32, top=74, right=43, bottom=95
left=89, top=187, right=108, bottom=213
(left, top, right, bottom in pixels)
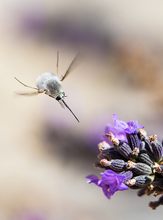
left=56, top=91, right=66, bottom=101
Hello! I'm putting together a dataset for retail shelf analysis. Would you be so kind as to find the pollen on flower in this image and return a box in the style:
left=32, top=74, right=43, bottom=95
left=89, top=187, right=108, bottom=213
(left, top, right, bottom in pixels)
left=86, top=114, right=163, bottom=209
left=106, top=132, right=120, bottom=146
left=98, top=141, right=111, bottom=151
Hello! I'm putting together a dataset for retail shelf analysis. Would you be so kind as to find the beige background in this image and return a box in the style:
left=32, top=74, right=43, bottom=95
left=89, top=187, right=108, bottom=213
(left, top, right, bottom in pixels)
left=0, top=0, right=162, bottom=219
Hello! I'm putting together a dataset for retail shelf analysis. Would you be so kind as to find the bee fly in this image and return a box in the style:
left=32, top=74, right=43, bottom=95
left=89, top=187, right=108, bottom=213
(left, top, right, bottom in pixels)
left=15, top=52, right=80, bottom=122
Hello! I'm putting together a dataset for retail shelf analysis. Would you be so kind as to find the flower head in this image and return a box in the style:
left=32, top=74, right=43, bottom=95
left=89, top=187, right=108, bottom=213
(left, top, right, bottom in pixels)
left=87, top=170, right=131, bottom=198
left=87, top=114, right=163, bottom=209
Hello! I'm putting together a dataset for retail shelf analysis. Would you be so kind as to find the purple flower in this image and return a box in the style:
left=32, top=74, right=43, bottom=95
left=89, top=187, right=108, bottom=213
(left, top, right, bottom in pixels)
left=126, top=120, right=143, bottom=134
left=86, top=170, right=132, bottom=199
left=105, top=114, right=143, bottom=141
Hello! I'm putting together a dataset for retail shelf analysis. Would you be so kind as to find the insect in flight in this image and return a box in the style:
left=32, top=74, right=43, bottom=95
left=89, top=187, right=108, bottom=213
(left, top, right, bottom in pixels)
left=15, top=52, right=80, bottom=122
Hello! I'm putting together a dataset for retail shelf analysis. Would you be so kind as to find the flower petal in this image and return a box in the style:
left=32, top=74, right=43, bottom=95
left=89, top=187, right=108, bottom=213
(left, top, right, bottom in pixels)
left=105, top=114, right=143, bottom=142
left=86, top=175, right=99, bottom=185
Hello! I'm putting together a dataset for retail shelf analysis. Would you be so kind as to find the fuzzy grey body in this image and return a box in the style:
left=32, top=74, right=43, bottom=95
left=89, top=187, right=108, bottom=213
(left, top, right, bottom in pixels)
left=36, top=72, right=65, bottom=99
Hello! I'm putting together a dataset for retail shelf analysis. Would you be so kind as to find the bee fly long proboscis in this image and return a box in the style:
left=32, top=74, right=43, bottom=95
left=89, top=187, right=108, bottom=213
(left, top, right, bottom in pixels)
left=61, top=99, right=80, bottom=123
left=14, top=52, right=80, bottom=123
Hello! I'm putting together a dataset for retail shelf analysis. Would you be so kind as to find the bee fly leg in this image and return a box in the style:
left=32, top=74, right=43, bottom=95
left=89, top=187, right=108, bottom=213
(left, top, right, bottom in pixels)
left=15, top=91, right=39, bottom=96
left=14, top=77, right=38, bottom=90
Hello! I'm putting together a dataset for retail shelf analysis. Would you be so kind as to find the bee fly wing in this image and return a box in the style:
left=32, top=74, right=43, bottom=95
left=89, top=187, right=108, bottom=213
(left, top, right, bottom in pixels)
left=60, top=52, right=81, bottom=81
left=61, top=99, right=80, bottom=123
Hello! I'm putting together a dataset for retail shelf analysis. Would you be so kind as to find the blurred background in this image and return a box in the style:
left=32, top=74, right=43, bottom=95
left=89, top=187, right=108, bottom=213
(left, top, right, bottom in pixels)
left=0, top=0, right=163, bottom=219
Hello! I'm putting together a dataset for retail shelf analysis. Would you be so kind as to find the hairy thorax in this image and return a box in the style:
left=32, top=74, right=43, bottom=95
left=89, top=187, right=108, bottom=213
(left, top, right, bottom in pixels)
left=36, top=72, right=63, bottom=97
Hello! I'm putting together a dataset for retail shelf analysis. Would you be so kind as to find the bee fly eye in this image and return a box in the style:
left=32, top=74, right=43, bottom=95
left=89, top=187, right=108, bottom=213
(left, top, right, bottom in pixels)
left=56, top=96, right=61, bottom=101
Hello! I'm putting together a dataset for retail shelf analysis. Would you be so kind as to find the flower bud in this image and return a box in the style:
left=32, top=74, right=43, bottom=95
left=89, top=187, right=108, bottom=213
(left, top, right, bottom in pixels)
left=144, top=139, right=154, bottom=159
left=102, top=148, right=124, bottom=160
left=139, top=141, right=146, bottom=152
left=127, top=161, right=152, bottom=175
left=127, top=133, right=140, bottom=150
left=134, top=175, right=154, bottom=187
left=126, top=175, right=154, bottom=188
left=101, top=159, right=126, bottom=172
left=151, top=140, right=163, bottom=162
left=138, top=153, right=154, bottom=166
left=116, top=142, right=132, bottom=159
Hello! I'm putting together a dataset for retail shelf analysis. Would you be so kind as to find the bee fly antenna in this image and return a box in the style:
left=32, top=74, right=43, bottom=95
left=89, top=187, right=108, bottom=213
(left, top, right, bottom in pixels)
left=61, top=99, right=80, bottom=123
